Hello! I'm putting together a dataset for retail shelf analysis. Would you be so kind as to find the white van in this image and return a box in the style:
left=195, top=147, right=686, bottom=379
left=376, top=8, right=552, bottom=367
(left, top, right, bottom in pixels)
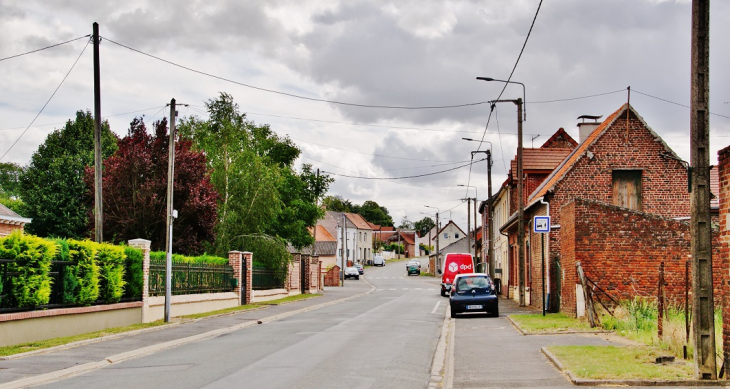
left=373, top=255, right=385, bottom=266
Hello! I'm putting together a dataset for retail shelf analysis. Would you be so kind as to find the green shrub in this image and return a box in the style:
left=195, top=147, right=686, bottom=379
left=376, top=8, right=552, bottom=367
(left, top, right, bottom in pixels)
left=51, top=238, right=78, bottom=304
left=0, top=231, right=55, bottom=307
left=150, top=251, right=228, bottom=265
left=67, top=240, right=100, bottom=305
left=96, top=243, right=126, bottom=303
left=123, top=246, right=143, bottom=300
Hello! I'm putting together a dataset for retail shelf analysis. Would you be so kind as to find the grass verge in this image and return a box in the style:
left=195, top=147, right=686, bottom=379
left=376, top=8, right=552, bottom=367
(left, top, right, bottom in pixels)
left=254, top=293, right=323, bottom=306
left=419, top=272, right=435, bottom=277
left=181, top=293, right=322, bottom=319
left=509, top=313, right=595, bottom=333
left=547, top=345, right=694, bottom=380
left=0, top=320, right=167, bottom=357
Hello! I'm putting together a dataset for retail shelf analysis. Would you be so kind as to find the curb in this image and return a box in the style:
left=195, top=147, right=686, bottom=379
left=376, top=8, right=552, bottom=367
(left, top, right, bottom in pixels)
left=428, top=303, right=451, bottom=389
left=0, top=284, right=375, bottom=389
left=540, top=347, right=730, bottom=387
left=507, top=316, right=612, bottom=336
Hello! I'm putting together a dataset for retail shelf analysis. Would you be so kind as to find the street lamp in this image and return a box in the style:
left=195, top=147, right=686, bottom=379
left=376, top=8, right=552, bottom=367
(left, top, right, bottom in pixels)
left=477, top=76, right=525, bottom=306
left=475, top=77, right=526, bottom=121
left=458, top=184, right=478, bottom=262
left=462, top=138, right=494, bottom=279
left=424, top=205, right=441, bottom=270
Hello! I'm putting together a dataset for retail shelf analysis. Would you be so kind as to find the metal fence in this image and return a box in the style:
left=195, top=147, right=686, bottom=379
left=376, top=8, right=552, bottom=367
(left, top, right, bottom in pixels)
left=253, top=266, right=286, bottom=290
left=149, top=260, right=236, bottom=296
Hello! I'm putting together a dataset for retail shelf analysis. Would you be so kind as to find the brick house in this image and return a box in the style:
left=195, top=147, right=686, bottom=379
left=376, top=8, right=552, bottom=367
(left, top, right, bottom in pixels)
left=384, top=230, right=418, bottom=258
left=0, top=204, right=31, bottom=237
left=524, top=103, right=694, bottom=312
left=489, top=128, right=576, bottom=304
left=718, top=146, right=730, bottom=360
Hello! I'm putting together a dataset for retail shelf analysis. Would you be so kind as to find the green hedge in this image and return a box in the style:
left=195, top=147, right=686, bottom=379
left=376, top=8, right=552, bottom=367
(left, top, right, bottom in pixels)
left=0, top=232, right=143, bottom=309
left=149, top=251, right=229, bottom=265
left=0, top=231, right=55, bottom=307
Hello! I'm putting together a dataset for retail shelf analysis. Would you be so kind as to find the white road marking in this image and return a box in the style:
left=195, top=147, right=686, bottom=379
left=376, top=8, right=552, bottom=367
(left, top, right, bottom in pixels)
left=431, top=301, right=441, bottom=314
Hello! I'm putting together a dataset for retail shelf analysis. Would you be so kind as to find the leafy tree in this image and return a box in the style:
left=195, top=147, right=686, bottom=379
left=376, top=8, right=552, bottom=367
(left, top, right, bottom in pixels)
left=85, top=117, right=218, bottom=255
left=357, top=200, right=393, bottom=227
left=179, top=93, right=332, bottom=268
left=322, top=195, right=352, bottom=212
left=0, top=162, right=22, bottom=198
left=398, top=216, right=414, bottom=230
left=20, top=111, right=117, bottom=239
left=414, top=216, right=436, bottom=237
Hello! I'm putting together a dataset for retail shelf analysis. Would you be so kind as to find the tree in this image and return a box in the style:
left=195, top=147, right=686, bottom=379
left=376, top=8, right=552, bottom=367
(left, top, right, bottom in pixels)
left=85, top=117, right=218, bottom=254
left=20, top=111, right=117, bottom=239
left=0, top=162, right=22, bottom=198
left=179, top=93, right=332, bottom=268
left=357, top=200, right=393, bottom=227
left=414, top=216, right=436, bottom=237
left=322, top=195, right=352, bottom=212
left=398, top=216, right=414, bottom=230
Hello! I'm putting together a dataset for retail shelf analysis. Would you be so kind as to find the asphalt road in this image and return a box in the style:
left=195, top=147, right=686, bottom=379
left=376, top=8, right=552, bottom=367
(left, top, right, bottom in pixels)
left=40, top=259, right=445, bottom=389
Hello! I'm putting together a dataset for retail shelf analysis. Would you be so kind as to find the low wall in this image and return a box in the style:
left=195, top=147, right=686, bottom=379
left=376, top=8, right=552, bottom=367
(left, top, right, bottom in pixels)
left=253, top=288, right=289, bottom=302
left=0, top=302, right=142, bottom=347
left=143, top=293, right=240, bottom=322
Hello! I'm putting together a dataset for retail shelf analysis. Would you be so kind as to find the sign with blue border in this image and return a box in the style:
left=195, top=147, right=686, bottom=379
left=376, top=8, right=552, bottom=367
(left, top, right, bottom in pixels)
left=533, top=216, right=550, bottom=233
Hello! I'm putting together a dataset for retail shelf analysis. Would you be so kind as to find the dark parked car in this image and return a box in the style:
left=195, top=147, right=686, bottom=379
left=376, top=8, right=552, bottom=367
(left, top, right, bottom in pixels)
left=355, top=263, right=364, bottom=275
left=406, top=260, right=421, bottom=276
left=449, top=273, right=498, bottom=318
left=344, top=266, right=360, bottom=280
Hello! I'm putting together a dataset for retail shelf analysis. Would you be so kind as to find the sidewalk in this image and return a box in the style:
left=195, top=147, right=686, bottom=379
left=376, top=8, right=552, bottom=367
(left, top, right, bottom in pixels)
left=0, top=281, right=371, bottom=388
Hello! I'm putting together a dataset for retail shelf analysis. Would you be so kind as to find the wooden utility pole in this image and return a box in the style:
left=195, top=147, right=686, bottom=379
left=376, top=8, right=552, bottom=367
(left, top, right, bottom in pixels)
left=472, top=197, right=477, bottom=260
left=92, top=22, right=103, bottom=243
left=313, top=169, right=319, bottom=256
left=487, top=149, right=494, bottom=280
left=690, top=0, right=716, bottom=379
left=164, top=98, right=177, bottom=323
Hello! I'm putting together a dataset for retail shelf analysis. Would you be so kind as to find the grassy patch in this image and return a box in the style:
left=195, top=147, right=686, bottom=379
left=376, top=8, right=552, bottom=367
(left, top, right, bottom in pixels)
left=419, top=272, right=435, bottom=277
left=548, top=345, right=694, bottom=380
left=509, top=313, right=594, bottom=333
left=0, top=320, right=167, bottom=357
left=254, top=293, right=322, bottom=305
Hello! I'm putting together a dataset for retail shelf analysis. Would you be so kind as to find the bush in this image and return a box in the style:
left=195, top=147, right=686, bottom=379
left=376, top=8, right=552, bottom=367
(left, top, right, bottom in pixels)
left=67, top=240, right=100, bottom=305
left=0, top=231, right=55, bottom=307
left=149, top=251, right=228, bottom=265
left=96, top=243, right=126, bottom=303
left=124, top=246, right=143, bottom=300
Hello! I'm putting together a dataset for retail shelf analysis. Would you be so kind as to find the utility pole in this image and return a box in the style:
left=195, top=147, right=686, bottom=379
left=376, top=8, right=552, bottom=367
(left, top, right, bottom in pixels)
left=164, top=98, right=177, bottom=323
left=473, top=197, right=477, bottom=260
left=92, top=22, right=102, bottom=243
left=342, top=213, right=347, bottom=285
left=435, top=214, right=440, bottom=270
left=466, top=198, right=471, bottom=258
left=313, top=169, right=319, bottom=256
left=487, top=149, right=494, bottom=281
left=690, top=0, right=716, bottom=379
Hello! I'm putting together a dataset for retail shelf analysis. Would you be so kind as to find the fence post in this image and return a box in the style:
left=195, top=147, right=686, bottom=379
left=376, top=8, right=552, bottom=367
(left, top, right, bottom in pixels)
left=242, top=252, right=253, bottom=304
left=311, top=256, right=319, bottom=291
left=228, top=251, right=244, bottom=305
left=128, top=239, right=151, bottom=323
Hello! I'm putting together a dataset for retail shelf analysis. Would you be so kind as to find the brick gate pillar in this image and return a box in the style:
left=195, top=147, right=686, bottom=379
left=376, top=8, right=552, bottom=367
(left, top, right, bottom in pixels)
left=228, top=251, right=244, bottom=305
left=242, top=252, right=253, bottom=304
left=128, top=239, right=151, bottom=322
left=302, top=254, right=310, bottom=293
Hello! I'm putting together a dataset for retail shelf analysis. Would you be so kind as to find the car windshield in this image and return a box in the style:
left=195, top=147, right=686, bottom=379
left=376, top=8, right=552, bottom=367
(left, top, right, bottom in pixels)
left=456, top=276, right=490, bottom=291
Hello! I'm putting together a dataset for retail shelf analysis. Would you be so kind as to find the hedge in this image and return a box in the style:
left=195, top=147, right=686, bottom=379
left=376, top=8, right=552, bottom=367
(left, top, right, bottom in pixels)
left=0, top=232, right=143, bottom=309
left=149, top=251, right=229, bottom=265
left=0, top=231, right=55, bottom=308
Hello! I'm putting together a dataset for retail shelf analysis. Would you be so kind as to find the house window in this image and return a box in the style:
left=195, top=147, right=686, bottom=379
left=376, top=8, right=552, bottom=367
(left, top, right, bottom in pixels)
left=443, top=233, right=449, bottom=239
left=455, top=233, right=460, bottom=239
left=612, top=170, right=642, bottom=211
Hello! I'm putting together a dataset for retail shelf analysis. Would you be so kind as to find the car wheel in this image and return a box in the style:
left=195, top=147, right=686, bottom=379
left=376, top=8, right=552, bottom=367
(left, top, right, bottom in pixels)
left=491, top=307, right=499, bottom=317
left=355, top=276, right=359, bottom=280
left=450, top=309, right=456, bottom=318
left=440, top=289, right=446, bottom=297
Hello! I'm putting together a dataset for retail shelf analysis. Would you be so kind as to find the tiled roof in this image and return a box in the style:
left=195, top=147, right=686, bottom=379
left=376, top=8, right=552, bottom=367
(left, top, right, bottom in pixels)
left=528, top=104, right=678, bottom=203
left=288, top=241, right=337, bottom=256
left=399, top=231, right=416, bottom=245
left=345, top=213, right=373, bottom=230
left=314, top=225, right=336, bottom=241
left=540, top=127, right=578, bottom=149
left=0, top=204, right=20, bottom=218
left=509, top=148, right=573, bottom=176
left=381, top=226, right=395, bottom=231
left=437, top=220, right=465, bottom=236
left=375, top=231, right=397, bottom=242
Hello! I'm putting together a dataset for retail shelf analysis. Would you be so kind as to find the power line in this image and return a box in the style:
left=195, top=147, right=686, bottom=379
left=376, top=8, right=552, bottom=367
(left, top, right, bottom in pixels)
left=633, top=89, right=730, bottom=120
left=291, top=136, right=469, bottom=163
left=1, top=38, right=91, bottom=161
left=0, top=106, right=168, bottom=132
left=0, top=35, right=90, bottom=62
left=531, top=88, right=625, bottom=104
left=323, top=157, right=486, bottom=180
left=103, top=37, right=490, bottom=110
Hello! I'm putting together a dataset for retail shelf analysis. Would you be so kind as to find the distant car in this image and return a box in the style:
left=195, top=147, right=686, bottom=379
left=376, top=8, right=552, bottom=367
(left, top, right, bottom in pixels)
left=373, top=256, right=385, bottom=266
left=449, top=273, right=498, bottom=318
left=344, top=266, right=360, bottom=280
left=355, top=263, right=364, bottom=275
left=406, top=260, right=421, bottom=276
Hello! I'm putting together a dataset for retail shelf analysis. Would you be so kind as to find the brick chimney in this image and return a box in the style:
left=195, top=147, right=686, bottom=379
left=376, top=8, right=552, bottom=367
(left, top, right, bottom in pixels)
left=577, top=115, right=602, bottom=143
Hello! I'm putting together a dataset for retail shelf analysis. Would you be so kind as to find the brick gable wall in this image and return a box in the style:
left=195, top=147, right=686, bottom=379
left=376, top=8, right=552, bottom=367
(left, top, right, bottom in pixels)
left=527, top=110, right=691, bottom=310
left=560, top=198, right=721, bottom=316
left=718, top=146, right=730, bottom=362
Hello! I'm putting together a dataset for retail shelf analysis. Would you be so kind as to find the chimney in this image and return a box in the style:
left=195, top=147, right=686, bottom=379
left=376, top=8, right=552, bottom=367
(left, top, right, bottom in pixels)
left=577, top=115, right=602, bottom=143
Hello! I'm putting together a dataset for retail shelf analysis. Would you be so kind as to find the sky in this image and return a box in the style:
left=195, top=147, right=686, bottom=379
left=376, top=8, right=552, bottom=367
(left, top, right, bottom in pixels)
left=1, top=0, right=729, bottom=234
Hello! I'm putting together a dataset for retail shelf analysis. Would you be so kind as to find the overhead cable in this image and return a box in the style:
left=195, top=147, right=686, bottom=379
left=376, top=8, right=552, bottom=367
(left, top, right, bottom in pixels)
left=323, top=157, right=486, bottom=180
left=0, top=35, right=90, bottom=62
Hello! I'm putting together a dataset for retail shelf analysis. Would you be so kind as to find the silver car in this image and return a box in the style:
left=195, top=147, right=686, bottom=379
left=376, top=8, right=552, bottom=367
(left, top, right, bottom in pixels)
left=344, top=266, right=360, bottom=280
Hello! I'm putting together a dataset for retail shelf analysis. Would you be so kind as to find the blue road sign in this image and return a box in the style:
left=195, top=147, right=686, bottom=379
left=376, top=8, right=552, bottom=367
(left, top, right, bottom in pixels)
left=533, top=216, right=550, bottom=233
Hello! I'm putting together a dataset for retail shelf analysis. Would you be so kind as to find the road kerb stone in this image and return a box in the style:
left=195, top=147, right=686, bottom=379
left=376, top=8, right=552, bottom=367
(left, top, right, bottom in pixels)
left=0, top=360, right=110, bottom=389
left=428, top=301, right=451, bottom=389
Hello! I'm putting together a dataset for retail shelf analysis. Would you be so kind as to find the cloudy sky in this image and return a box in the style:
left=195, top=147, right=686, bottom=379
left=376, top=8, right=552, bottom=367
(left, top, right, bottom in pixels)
left=1, top=0, right=728, bottom=233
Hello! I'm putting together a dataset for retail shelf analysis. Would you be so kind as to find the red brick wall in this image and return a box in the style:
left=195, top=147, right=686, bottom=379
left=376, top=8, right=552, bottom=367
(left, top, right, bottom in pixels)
left=718, top=145, right=730, bottom=361
left=560, top=198, right=721, bottom=316
left=0, top=222, right=23, bottom=236
left=324, top=265, right=340, bottom=287
left=530, top=110, right=691, bottom=311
